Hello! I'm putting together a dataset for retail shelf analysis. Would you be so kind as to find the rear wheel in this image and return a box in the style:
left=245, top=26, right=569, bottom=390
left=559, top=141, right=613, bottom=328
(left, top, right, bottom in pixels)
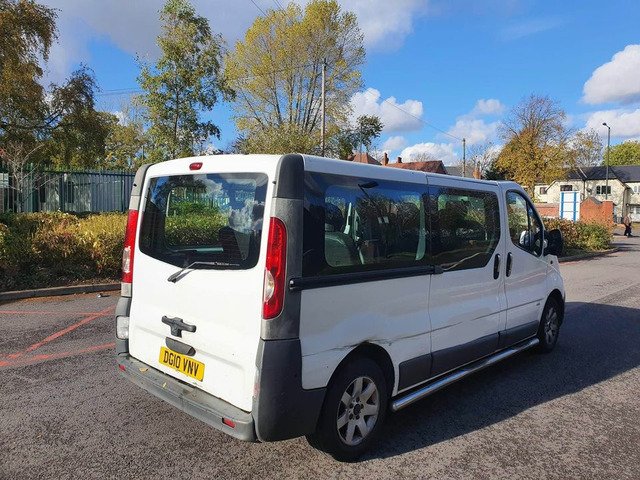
left=306, top=356, right=388, bottom=461
left=536, top=297, right=562, bottom=353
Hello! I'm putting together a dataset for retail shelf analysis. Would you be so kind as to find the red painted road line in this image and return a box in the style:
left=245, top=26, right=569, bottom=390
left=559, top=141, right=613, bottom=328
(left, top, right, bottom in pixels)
left=0, top=310, right=114, bottom=316
left=0, top=342, right=115, bottom=369
left=3, top=305, right=115, bottom=360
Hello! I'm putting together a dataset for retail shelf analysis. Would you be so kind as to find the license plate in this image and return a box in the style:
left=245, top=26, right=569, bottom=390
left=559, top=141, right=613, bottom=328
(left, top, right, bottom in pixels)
left=158, top=346, right=205, bottom=381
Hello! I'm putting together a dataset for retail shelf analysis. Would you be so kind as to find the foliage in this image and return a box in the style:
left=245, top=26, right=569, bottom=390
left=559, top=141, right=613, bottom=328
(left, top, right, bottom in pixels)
left=225, top=0, right=365, bottom=154
left=139, top=0, right=232, bottom=161
left=543, top=217, right=612, bottom=252
left=496, top=95, right=571, bottom=194
left=0, top=0, right=57, bottom=134
left=165, top=214, right=226, bottom=246
left=570, top=128, right=603, bottom=168
left=0, top=212, right=126, bottom=290
left=607, top=140, right=640, bottom=166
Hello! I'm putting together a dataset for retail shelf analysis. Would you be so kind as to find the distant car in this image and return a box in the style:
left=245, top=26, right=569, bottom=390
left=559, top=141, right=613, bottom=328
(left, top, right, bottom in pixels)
left=115, top=153, right=565, bottom=461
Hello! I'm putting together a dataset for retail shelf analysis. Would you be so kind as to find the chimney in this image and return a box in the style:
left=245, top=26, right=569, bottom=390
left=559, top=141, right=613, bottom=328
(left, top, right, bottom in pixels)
left=473, top=166, right=481, bottom=179
left=383, top=152, right=389, bottom=166
left=397, top=156, right=402, bottom=164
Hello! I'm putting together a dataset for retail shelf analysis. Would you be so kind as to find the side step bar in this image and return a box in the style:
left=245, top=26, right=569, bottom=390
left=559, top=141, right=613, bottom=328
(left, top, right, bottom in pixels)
left=391, top=337, right=539, bottom=412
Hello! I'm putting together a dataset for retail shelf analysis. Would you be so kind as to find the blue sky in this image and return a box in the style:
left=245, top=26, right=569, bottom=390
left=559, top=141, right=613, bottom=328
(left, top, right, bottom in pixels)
left=42, top=0, right=640, bottom=164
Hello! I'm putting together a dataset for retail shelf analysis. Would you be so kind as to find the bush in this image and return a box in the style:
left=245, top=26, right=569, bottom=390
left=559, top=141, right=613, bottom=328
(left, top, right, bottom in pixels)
left=543, top=218, right=612, bottom=252
left=0, top=212, right=126, bottom=291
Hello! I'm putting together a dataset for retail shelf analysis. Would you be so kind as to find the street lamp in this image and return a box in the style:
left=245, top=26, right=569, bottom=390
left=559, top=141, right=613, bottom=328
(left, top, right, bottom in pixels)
left=602, top=122, right=611, bottom=200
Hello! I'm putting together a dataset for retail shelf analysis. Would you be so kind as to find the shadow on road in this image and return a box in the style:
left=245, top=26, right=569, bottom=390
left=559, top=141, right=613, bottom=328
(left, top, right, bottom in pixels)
left=366, top=300, right=640, bottom=460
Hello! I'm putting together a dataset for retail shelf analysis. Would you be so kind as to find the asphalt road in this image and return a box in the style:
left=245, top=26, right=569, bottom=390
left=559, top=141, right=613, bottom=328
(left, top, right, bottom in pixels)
left=1, top=235, right=639, bottom=479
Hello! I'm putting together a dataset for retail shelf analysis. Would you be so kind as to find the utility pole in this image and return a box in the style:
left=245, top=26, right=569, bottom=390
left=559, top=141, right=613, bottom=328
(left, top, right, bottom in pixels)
left=462, top=138, right=466, bottom=177
left=603, top=122, right=611, bottom=200
left=320, top=58, right=326, bottom=157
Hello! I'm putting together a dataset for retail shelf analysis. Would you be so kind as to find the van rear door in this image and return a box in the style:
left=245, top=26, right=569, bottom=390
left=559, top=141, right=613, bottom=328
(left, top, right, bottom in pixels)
left=128, top=157, right=275, bottom=412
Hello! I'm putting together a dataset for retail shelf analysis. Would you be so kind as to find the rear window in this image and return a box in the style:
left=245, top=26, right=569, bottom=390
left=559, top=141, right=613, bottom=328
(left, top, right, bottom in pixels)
left=139, top=173, right=268, bottom=269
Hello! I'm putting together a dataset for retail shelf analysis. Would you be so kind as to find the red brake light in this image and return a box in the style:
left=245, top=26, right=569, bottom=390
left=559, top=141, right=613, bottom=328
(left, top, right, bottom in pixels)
left=122, top=209, right=139, bottom=284
left=222, top=418, right=236, bottom=428
left=262, top=217, right=287, bottom=320
left=189, top=162, right=203, bottom=170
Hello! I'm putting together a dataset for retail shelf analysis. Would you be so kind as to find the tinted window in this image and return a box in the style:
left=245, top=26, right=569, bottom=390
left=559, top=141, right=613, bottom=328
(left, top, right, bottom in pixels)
left=139, top=173, right=268, bottom=269
left=429, top=186, right=500, bottom=272
left=302, top=172, right=429, bottom=276
left=506, top=191, right=543, bottom=256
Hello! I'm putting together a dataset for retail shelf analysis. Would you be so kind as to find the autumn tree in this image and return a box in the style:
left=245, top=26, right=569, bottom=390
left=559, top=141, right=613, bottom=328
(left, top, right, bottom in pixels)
left=457, top=142, right=500, bottom=177
left=607, top=140, right=640, bottom=166
left=496, top=95, right=571, bottom=193
left=330, top=115, right=383, bottom=159
left=225, top=0, right=365, bottom=154
left=139, top=0, right=232, bottom=162
left=571, top=128, right=603, bottom=168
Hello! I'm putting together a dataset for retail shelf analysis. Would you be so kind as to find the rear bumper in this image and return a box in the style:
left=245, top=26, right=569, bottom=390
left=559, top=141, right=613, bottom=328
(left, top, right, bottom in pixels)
left=116, top=354, right=256, bottom=442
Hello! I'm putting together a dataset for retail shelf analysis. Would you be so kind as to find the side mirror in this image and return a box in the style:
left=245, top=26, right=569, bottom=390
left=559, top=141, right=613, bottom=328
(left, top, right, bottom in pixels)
left=544, top=228, right=563, bottom=257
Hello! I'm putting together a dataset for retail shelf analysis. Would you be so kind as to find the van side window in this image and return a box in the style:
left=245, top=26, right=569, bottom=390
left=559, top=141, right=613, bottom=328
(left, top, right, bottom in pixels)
left=506, top=191, right=543, bottom=256
left=429, top=186, right=500, bottom=271
left=302, top=172, right=429, bottom=276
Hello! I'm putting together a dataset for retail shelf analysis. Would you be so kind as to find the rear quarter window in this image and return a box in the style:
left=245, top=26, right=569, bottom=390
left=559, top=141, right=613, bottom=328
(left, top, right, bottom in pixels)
left=139, top=173, right=268, bottom=269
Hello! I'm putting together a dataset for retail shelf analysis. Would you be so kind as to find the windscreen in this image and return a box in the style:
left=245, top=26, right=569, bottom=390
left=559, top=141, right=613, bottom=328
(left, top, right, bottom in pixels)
left=139, top=173, right=268, bottom=269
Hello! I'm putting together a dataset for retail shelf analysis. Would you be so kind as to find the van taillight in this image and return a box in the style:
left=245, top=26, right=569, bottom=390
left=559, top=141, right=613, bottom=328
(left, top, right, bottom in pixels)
left=262, top=217, right=287, bottom=320
left=122, top=209, right=139, bottom=286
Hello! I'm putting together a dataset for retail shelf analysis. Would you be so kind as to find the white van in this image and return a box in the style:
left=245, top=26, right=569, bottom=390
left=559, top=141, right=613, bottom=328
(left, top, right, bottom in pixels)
left=116, top=154, right=565, bottom=460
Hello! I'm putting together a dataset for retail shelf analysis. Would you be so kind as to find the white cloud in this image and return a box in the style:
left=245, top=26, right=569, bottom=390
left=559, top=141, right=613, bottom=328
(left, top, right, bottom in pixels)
left=337, top=0, right=428, bottom=51
left=499, top=17, right=563, bottom=41
left=585, top=108, right=640, bottom=138
left=583, top=45, right=640, bottom=105
left=40, top=0, right=429, bottom=80
left=399, top=142, right=458, bottom=164
left=471, top=98, right=505, bottom=116
left=351, top=88, right=424, bottom=133
left=444, top=98, right=503, bottom=146
left=381, top=135, right=407, bottom=152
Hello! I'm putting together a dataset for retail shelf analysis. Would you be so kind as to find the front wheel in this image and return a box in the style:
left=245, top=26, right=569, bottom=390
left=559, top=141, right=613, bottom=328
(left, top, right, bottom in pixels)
left=306, top=356, right=388, bottom=461
left=536, top=297, right=562, bottom=353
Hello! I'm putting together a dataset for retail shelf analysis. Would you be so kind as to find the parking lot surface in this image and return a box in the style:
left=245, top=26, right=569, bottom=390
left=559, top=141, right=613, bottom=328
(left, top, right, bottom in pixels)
left=1, top=235, right=639, bottom=479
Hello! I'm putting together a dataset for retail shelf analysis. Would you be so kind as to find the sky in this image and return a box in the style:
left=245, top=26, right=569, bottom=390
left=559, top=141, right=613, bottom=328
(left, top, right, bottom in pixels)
left=40, top=0, right=640, bottom=164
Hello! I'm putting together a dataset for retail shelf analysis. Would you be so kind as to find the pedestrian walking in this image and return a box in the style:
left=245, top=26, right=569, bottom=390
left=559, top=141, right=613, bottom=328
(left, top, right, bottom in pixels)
left=623, top=213, right=632, bottom=237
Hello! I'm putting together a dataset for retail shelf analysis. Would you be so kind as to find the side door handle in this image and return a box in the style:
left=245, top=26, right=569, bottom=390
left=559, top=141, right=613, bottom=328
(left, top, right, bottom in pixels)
left=493, top=254, right=501, bottom=279
left=506, top=252, right=513, bottom=277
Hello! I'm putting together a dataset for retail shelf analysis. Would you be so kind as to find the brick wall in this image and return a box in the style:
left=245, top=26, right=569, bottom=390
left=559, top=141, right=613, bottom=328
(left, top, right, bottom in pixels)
left=535, top=203, right=559, bottom=218
left=580, top=197, right=614, bottom=226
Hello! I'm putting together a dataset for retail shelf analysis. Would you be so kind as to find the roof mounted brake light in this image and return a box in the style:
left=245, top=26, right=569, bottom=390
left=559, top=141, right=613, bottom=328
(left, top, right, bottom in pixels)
left=189, top=162, right=203, bottom=171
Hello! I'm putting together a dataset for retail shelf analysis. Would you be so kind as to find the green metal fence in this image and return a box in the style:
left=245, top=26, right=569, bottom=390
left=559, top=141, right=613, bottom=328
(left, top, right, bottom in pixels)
left=0, top=163, right=136, bottom=214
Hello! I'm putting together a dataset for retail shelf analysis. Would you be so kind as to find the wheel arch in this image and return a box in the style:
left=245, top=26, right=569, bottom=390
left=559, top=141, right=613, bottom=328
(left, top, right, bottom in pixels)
left=547, top=289, right=565, bottom=324
left=331, top=343, right=395, bottom=397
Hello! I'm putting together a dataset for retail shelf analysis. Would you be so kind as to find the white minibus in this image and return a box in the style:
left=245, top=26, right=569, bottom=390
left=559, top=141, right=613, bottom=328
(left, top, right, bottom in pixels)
left=116, top=153, right=565, bottom=460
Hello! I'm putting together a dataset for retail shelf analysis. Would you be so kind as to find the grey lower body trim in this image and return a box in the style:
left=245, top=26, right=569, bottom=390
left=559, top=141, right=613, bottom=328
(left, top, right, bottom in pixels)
left=253, top=338, right=326, bottom=441
left=398, top=353, right=432, bottom=391
left=430, top=333, right=499, bottom=377
left=498, top=321, right=539, bottom=349
left=391, top=337, right=539, bottom=411
left=117, top=354, right=256, bottom=442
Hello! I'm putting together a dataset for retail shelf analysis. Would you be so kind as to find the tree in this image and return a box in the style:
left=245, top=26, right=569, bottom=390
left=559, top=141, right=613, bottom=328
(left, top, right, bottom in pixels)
left=0, top=0, right=57, bottom=133
left=329, top=115, right=383, bottom=159
left=461, top=142, right=500, bottom=177
left=607, top=140, right=640, bottom=166
left=225, top=0, right=365, bottom=154
left=496, top=95, right=571, bottom=193
left=139, top=0, right=232, bottom=161
left=571, top=129, right=603, bottom=168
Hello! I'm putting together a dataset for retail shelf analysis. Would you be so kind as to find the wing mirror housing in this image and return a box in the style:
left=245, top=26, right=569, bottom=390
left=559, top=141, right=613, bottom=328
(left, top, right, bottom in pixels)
left=544, top=228, right=563, bottom=257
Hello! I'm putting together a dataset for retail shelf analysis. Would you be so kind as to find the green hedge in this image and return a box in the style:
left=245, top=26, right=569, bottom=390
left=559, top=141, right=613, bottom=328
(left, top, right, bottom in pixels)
left=0, top=212, right=126, bottom=291
left=543, top=217, right=612, bottom=252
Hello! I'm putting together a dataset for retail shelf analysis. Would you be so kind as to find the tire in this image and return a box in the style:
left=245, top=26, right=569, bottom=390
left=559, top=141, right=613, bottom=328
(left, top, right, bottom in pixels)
left=306, top=356, right=388, bottom=461
left=536, top=296, right=562, bottom=353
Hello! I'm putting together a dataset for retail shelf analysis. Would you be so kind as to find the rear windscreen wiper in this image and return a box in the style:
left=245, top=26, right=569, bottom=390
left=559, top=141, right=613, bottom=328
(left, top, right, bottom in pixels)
left=167, top=261, right=239, bottom=282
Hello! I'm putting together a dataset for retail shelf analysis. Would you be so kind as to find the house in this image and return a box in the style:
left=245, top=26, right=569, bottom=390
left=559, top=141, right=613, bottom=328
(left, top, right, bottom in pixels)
left=536, top=165, right=640, bottom=221
left=346, top=152, right=381, bottom=165
left=384, top=155, right=448, bottom=174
